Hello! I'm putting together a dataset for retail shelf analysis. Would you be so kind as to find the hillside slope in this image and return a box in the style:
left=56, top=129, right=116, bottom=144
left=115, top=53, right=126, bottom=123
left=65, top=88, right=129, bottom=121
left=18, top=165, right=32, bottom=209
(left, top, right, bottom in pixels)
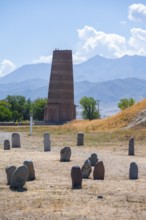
left=66, top=99, right=146, bottom=131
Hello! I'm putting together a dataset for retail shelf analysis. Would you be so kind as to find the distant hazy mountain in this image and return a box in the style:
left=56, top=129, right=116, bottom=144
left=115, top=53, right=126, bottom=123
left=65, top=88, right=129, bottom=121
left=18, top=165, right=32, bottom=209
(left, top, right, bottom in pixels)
left=0, top=54, right=146, bottom=116
left=74, top=55, right=146, bottom=82
left=0, top=55, right=146, bottom=84
left=0, top=78, right=48, bottom=100
left=0, top=63, right=50, bottom=84
left=0, top=77, right=146, bottom=117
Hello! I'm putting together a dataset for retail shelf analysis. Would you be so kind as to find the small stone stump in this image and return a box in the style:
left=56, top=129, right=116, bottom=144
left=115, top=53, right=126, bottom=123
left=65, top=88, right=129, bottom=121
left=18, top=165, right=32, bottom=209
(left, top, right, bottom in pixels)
left=93, top=161, right=105, bottom=180
left=10, top=165, right=29, bottom=191
left=77, top=132, right=84, bottom=146
left=89, top=153, right=98, bottom=166
left=81, top=159, right=92, bottom=179
left=5, top=166, right=16, bottom=185
left=60, top=146, right=71, bottom=162
left=129, top=162, right=138, bottom=180
left=71, top=166, right=82, bottom=189
left=12, top=133, right=21, bottom=148
left=128, top=137, right=134, bottom=155
left=43, top=132, right=51, bottom=151
left=23, top=160, right=35, bottom=181
left=4, top=140, right=10, bottom=150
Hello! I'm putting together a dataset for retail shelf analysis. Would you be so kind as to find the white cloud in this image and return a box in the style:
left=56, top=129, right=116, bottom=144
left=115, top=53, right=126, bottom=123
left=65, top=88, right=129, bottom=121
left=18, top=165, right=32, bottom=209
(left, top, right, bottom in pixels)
left=33, top=53, right=87, bottom=65
left=73, top=52, right=87, bottom=64
left=76, top=26, right=126, bottom=60
left=0, top=60, right=16, bottom=77
left=32, top=24, right=146, bottom=65
left=128, top=3, right=146, bottom=22
left=128, top=28, right=146, bottom=56
left=32, top=55, right=52, bottom=64
left=74, top=25, right=146, bottom=63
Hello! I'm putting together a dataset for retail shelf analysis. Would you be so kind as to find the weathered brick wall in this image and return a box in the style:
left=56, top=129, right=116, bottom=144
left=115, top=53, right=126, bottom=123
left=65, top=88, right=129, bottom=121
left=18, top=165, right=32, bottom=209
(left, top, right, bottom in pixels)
left=44, top=49, right=76, bottom=123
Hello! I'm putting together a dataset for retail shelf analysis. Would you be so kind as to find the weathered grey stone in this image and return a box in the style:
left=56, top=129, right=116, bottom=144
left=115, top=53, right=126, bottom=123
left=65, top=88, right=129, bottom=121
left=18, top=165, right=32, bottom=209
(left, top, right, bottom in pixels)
left=81, top=159, right=92, bottom=179
left=23, top=160, right=35, bottom=181
left=5, top=166, right=16, bottom=185
left=89, top=153, right=98, bottom=166
left=93, top=161, right=105, bottom=180
left=129, top=162, right=138, bottom=179
left=4, top=140, right=10, bottom=150
left=10, top=165, right=29, bottom=190
left=43, top=132, right=51, bottom=151
left=12, top=133, right=21, bottom=148
left=77, top=132, right=84, bottom=146
left=71, top=166, right=82, bottom=189
left=60, top=146, right=71, bottom=162
left=128, top=137, right=134, bottom=155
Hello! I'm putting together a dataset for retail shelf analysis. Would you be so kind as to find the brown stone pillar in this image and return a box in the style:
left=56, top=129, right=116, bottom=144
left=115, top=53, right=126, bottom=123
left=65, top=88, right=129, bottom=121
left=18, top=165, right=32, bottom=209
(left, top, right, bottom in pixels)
left=44, top=49, right=76, bottom=124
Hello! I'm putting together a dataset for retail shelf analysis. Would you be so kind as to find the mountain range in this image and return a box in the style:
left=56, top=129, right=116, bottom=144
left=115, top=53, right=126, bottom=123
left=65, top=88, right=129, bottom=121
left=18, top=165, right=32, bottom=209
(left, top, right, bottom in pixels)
left=0, top=55, right=146, bottom=117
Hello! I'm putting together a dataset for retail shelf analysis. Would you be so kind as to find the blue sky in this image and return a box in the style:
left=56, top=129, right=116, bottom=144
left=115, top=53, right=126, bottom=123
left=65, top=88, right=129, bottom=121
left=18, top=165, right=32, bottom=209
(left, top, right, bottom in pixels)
left=0, top=0, right=146, bottom=77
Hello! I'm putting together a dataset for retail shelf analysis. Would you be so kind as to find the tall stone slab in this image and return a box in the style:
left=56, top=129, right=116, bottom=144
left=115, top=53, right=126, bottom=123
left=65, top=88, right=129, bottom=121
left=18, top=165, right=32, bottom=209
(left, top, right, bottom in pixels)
left=77, top=132, right=84, bottom=146
left=71, top=166, right=82, bottom=189
left=128, top=137, right=134, bottom=156
left=129, top=162, right=138, bottom=179
left=10, top=165, right=29, bottom=190
left=43, top=132, right=51, bottom=151
left=4, top=140, right=10, bottom=150
left=44, top=49, right=76, bottom=124
left=89, top=153, right=98, bottom=166
left=12, top=133, right=21, bottom=148
left=60, top=146, right=71, bottom=162
left=81, top=159, right=92, bottom=179
left=5, top=166, right=16, bottom=185
left=93, top=161, right=105, bottom=180
left=23, top=160, right=35, bottom=181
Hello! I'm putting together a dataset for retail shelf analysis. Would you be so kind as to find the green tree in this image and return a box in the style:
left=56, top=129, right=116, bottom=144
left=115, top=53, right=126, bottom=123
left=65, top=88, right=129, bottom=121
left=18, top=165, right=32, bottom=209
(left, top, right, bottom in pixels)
left=5, top=95, right=30, bottom=122
left=0, top=100, right=12, bottom=121
left=32, top=98, right=47, bottom=121
left=79, top=96, right=100, bottom=120
left=118, top=98, right=135, bottom=110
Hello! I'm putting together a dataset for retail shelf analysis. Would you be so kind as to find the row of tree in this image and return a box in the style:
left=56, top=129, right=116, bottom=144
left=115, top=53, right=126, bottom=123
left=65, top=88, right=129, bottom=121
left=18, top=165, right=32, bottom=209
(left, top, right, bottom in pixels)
left=79, top=97, right=135, bottom=120
left=0, top=95, right=47, bottom=122
left=0, top=95, right=135, bottom=122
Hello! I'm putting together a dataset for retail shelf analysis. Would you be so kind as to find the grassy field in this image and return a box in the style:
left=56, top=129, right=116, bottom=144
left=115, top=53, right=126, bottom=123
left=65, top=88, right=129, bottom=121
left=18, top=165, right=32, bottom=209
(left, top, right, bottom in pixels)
left=0, top=128, right=146, bottom=220
left=0, top=99, right=146, bottom=219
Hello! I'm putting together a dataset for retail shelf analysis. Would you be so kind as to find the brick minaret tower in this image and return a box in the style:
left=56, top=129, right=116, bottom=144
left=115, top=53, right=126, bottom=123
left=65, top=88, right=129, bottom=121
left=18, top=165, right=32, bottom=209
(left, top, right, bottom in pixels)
left=44, top=49, right=76, bottom=124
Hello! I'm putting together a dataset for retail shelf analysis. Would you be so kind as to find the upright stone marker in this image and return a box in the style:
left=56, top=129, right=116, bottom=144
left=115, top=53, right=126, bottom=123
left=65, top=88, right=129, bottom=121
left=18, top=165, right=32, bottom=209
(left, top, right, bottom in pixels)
left=5, top=166, right=16, bottom=185
left=12, top=133, right=21, bottom=148
left=43, top=132, right=51, bottom=151
left=81, top=159, right=92, bottom=179
left=29, top=115, right=33, bottom=136
left=89, top=153, right=98, bottom=166
left=10, top=165, right=29, bottom=190
left=23, top=160, right=35, bottom=181
left=60, top=146, right=71, bottom=162
left=129, top=162, right=138, bottom=179
left=71, top=166, right=82, bottom=189
left=93, top=161, right=105, bottom=180
left=4, top=140, right=10, bottom=150
left=77, top=132, right=84, bottom=146
left=128, top=137, right=135, bottom=155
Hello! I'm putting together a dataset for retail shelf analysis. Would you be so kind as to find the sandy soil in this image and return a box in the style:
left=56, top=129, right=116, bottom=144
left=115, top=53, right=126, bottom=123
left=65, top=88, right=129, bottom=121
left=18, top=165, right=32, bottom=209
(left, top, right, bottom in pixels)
left=0, top=131, right=146, bottom=220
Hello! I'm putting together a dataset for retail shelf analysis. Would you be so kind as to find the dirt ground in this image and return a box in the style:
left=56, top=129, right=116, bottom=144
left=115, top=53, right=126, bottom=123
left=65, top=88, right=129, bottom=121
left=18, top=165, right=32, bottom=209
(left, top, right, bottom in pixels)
left=0, top=131, right=146, bottom=220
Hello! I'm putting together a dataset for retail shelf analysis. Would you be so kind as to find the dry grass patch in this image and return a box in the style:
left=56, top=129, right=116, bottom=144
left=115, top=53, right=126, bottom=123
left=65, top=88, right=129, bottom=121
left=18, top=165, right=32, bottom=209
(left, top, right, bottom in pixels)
left=0, top=131, right=146, bottom=219
left=63, top=98, right=146, bottom=132
left=1, top=99, right=146, bottom=219
left=1, top=99, right=146, bottom=135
